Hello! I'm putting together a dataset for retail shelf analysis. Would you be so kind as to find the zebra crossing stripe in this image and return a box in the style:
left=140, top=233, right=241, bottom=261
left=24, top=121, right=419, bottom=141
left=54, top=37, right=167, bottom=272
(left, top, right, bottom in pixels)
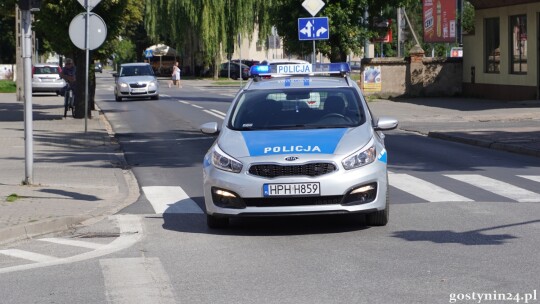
left=445, top=174, right=540, bottom=203
left=518, top=175, right=540, bottom=183
left=142, top=186, right=204, bottom=214
left=100, top=257, right=176, bottom=304
left=0, top=249, right=57, bottom=263
left=389, top=173, right=473, bottom=202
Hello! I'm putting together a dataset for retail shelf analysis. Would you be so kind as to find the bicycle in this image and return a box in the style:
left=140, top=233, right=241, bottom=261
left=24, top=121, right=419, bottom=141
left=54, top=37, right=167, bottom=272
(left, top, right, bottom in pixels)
left=63, top=84, right=75, bottom=118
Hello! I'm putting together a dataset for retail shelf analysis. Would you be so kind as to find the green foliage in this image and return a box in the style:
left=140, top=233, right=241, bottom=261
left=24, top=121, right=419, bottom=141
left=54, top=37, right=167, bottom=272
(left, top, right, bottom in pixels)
left=112, top=39, right=136, bottom=66
left=0, top=80, right=16, bottom=93
left=6, top=193, right=19, bottom=202
left=0, top=0, right=16, bottom=63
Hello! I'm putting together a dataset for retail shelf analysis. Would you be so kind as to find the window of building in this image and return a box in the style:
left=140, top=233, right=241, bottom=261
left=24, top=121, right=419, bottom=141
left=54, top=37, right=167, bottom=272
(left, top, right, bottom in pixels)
left=484, top=18, right=500, bottom=73
left=510, top=15, right=527, bottom=74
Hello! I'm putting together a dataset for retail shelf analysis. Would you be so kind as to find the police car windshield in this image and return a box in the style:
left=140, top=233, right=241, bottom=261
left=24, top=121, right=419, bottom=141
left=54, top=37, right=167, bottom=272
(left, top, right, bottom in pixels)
left=229, top=88, right=365, bottom=130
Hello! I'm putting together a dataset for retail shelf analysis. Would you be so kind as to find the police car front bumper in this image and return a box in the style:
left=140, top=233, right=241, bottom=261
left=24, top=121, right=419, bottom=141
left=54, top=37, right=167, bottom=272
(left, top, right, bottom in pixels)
left=203, top=159, right=388, bottom=217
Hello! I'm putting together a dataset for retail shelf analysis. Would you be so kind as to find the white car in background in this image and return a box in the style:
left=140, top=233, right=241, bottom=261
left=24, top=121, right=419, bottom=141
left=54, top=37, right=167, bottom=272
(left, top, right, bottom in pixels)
left=32, top=63, right=65, bottom=95
left=113, top=62, right=159, bottom=101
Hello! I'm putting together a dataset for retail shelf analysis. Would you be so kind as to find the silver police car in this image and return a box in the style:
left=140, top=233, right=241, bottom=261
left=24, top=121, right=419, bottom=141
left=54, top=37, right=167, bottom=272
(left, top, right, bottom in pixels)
left=200, top=62, right=398, bottom=228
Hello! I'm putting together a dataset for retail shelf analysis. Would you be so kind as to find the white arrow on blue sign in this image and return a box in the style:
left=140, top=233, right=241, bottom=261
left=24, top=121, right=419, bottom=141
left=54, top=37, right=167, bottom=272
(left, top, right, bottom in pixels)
left=145, top=49, right=153, bottom=58
left=298, top=17, right=329, bottom=41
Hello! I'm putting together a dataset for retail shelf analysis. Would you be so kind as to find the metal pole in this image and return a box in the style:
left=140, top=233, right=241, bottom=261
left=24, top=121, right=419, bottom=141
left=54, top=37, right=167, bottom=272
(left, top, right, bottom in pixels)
left=312, top=40, right=316, bottom=64
left=84, top=1, right=89, bottom=131
left=403, top=8, right=421, bottom=46
left=22, top=8, right=33, bottom=184
left=397, top=8, right=402, bottom=57
left=364, top=7, right=370, bottom=58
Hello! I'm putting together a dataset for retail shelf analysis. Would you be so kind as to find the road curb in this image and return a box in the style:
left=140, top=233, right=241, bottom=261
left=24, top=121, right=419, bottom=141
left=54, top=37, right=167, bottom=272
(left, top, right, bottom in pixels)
left=0, top=216, right=88, bottom=245
left=428, top=132, right=540, bottom=158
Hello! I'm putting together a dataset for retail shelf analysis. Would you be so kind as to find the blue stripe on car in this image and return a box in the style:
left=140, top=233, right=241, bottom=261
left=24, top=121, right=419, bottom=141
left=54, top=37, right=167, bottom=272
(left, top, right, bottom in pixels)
left=378, top=149, right=387, bottom=163
left=241, top=129, right=347, bottom=156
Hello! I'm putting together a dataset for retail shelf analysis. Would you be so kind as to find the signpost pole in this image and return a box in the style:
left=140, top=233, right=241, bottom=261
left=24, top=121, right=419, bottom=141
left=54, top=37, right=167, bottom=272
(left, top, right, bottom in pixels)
left=84, top=0, right=89, bottom=132
left=21, top=7, right=33, bottom=184
left=312, top=40, right=316, bottom=64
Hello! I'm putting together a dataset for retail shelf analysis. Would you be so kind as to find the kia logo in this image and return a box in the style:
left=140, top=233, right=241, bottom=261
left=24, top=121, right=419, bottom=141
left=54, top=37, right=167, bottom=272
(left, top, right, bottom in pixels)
left=284, top=156, right=299, bottom=161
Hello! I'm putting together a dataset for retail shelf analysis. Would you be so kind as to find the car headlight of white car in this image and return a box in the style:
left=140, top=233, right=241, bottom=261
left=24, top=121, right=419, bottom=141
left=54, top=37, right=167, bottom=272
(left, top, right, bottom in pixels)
left=342, top=144, right=376, bottom=170
left=212, top=145, right=243, bottom=173
left=148, top=81, right=157, bottom=88
left=119, top=82, right=129, bottom=89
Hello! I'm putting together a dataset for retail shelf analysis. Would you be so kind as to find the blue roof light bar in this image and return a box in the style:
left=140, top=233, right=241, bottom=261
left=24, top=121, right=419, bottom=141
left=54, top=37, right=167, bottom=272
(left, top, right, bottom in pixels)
left=250, top=62, right=351, bottom=78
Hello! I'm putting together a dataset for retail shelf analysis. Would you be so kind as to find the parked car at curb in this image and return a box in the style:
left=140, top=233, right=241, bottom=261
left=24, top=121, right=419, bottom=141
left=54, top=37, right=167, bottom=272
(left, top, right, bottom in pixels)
left=32, top=63, right=65, bottom=95
left=219, top=62, right=250, bottom=80
left=113, top=63, right=159, bottom=102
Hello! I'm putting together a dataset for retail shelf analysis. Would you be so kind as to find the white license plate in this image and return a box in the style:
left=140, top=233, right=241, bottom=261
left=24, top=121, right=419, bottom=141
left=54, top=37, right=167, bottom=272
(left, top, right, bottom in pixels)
left=131, top=88, right=146, bottom=93
left=263, top=182, right=320, bottom=197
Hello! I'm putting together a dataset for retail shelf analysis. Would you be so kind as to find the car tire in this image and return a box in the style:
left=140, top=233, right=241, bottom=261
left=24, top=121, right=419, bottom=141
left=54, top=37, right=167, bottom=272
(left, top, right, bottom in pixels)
left=242, top=77, right=249, bottom=81
left=366, top=185, right=389, bottom=226
left=115, top=95, right=122, bottom=102
left=151, top=95, right=159, bottom=100
left=231, top=74, right=239, bottom=80
left=207, top=214, right=229, bottom=229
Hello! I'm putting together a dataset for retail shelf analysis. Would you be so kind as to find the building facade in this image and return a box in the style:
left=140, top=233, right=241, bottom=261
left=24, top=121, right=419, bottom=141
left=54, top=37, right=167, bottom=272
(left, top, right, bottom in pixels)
left=463, top=0, right=540, bottom=100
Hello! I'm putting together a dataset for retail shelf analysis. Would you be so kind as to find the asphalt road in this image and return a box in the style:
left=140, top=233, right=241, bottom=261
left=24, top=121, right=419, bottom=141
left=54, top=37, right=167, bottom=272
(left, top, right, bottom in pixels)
left=0, top=73, right=538, bottom=304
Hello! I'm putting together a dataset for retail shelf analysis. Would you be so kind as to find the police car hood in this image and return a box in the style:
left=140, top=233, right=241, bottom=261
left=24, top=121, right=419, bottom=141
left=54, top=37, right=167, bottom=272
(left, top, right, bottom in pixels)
left=218, top=125, right=373, bottom=158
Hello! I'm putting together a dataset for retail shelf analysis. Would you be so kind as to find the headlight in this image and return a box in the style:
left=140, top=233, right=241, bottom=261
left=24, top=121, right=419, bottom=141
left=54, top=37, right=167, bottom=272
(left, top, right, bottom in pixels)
left=211, top=146, right=243, bottom=173
left=148, top=81, right=157, bottom=88
left=342, top=144, right=376, bottom=170
left=119, top=82, right=128, bottom=88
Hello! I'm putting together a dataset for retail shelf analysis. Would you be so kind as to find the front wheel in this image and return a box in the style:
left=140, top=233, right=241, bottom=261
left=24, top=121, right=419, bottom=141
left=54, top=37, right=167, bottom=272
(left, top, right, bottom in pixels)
left=115, top=94, right=122, bottom=102
left=365, top=188, right=389, bottom=226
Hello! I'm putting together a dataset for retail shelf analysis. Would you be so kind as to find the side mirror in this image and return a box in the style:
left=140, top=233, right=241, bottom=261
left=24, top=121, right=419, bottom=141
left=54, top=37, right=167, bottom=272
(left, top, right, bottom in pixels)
left=374, top=116, right=398, bottom=131
left=200, top=122, right=220, bottom=135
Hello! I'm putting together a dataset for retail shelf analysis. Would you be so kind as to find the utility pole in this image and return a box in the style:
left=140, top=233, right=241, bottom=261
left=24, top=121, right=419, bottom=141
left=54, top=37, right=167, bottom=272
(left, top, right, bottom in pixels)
left=18, top=0, right=41, bottom=184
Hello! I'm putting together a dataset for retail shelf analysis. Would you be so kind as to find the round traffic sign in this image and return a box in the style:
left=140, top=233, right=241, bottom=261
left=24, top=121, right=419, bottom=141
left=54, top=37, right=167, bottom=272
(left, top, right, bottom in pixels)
left=69, top=13, right=107, bottom=50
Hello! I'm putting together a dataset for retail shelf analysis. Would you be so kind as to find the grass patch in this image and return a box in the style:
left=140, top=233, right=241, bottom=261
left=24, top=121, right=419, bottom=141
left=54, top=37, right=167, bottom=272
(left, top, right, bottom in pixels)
left=0, top=80, right=16, bottom=93
left=6, top=193, right=20, bottom=202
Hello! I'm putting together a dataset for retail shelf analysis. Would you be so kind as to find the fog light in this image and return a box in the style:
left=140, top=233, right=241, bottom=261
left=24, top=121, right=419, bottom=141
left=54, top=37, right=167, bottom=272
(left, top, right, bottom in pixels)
left=211, top=187, right=246, bottom=209
left=342, top=183, right=377, bottom=205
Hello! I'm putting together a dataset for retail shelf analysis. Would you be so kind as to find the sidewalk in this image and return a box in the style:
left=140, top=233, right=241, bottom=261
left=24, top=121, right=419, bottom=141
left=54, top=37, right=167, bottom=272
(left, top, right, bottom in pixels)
left=368, top=97, right=540, bottom=158
left=0, top=93, right=139, bottom=245
left=1, top=86, right=539, bottom=245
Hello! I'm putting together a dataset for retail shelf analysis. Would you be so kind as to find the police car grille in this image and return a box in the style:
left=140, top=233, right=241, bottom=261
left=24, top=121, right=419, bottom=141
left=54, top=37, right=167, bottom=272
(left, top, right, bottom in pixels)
left=244, top=196, right=343, bottom=207
left=248, top=163, right=336, bottom=178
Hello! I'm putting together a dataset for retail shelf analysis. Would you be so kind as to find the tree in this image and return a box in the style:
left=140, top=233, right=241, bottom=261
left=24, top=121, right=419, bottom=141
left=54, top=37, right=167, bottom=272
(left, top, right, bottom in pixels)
left=269, top=0, right=414, bottom=62
left=0, top=0, right=16, bottom=63
left=144, top=0, right=275, bottom=78
left=33, top=0, right=143, bottom=118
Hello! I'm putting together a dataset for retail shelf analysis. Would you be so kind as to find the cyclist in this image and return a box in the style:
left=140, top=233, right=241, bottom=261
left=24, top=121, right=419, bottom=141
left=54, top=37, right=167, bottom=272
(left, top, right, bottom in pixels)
left=59, top=58, right=76, bottom=117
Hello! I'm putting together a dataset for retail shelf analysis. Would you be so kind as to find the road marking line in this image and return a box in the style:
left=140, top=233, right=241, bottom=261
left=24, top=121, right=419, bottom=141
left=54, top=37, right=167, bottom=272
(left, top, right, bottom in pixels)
left=0, top=249, right=57, bottom=263
left=0, top=215, right=143, bottom=274
left=190, top=104, right=204, bottom=109
left=142, top=186, right=204, bottom=214
left=445, top=174, right=540, bottom=202
left=178, top=100, right=190, bottom=104
left=210, top=109, right=226, bottom=116
left=518, top=175, right=540, bottom=183
left=203, top=109, right=225, bottom=119
left=38, top=238, right=103, bottom=249
left=100, top=257, right=176, bottom=304
left=389, top=173, right=473, bottom=202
